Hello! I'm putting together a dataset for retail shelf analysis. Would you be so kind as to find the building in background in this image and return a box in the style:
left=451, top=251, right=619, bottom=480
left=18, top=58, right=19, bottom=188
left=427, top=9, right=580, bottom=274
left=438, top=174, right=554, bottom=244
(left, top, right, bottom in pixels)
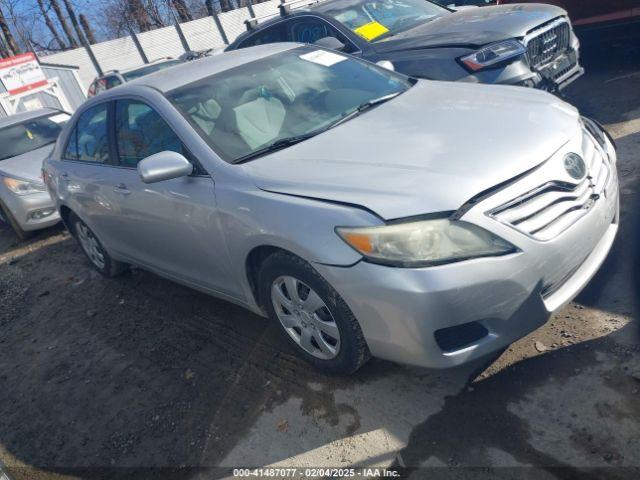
left=0, top=53, right=85, bottom=118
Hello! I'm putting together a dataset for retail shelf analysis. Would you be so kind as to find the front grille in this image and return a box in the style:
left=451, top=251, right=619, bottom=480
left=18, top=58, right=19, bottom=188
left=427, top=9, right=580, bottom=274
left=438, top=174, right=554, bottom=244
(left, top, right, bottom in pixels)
left=489, top=130, right=612, bottom=242
left=526, top=20, right=571, bottom=68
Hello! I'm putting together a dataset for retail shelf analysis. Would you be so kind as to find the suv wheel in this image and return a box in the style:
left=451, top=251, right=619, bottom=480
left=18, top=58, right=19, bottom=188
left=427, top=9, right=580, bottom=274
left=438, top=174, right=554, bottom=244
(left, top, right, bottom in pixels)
left=70, top=214, right=127, bottom=277
left=259, top=251, right=370, bottom=374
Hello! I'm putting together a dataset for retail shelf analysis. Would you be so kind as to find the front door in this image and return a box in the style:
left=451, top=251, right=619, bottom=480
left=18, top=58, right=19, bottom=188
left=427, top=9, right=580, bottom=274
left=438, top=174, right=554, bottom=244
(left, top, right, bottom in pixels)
left=104, top=99, right=239, bottom=298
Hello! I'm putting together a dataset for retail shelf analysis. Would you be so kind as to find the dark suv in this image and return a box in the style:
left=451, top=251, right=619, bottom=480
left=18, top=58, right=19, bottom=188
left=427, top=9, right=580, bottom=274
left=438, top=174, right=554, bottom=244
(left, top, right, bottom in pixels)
left=226, top=0, right=584, bottom=92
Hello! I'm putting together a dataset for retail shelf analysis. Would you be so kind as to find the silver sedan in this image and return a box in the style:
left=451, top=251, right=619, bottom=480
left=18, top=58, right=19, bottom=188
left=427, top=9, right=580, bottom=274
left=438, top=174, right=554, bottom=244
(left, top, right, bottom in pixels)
left=0, top=108, right=69, bottom=240
left=43, top=44, right=618, bottom=373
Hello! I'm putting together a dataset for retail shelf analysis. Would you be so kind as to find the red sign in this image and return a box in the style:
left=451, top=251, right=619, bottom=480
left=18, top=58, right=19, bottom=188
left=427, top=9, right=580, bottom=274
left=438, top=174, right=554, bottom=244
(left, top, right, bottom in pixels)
left=0, top=52, right=48, bottom=96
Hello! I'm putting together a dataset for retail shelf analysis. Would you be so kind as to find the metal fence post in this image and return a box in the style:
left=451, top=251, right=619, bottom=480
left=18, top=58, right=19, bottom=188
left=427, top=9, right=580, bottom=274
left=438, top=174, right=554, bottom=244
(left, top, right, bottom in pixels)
left=211, top=11, right=230, bottom=45
left=174, top=22, right=191, bottom=53
left=83, top=40, right=102, bottom=76
left=128, top=26, right=149, bottom=64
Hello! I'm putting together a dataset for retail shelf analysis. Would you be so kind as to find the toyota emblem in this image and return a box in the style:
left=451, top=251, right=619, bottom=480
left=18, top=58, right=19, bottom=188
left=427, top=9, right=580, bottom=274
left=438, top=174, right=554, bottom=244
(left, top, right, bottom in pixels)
left=564, top=153, right=587, bottom=180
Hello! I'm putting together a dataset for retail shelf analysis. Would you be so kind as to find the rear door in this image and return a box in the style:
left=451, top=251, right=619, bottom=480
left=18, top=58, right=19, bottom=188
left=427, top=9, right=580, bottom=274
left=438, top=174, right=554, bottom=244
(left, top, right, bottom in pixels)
left=57, top=101, right=127, bottom=249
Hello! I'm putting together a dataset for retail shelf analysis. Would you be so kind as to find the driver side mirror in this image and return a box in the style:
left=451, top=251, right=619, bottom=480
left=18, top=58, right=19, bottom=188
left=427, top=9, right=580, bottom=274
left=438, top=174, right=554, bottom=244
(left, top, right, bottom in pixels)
left=313, top=36, right=346, bottom=52
left=137, top=151, right=193, bottom=184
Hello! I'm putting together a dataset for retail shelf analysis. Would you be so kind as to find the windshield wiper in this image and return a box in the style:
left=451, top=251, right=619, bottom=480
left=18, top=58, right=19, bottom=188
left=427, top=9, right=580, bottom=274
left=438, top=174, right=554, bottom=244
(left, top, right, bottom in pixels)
left=233, top=132, right=320, bottom=164
left=330, top=92, right=402, bottom=129
left=232, top=92, right=401, bottom=164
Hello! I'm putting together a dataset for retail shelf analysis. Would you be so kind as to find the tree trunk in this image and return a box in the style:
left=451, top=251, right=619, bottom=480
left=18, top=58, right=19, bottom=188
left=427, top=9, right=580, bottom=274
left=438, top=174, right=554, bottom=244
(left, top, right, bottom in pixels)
left=205, top=0, right=216, bottom=16
left=49, top=0, right=78, bottom=48
left=0, top=35, right=9, bottom=58
left=37, top=0, right=66, bottom=49
left=171, top=0, right=193, bottom=23
left=79, top=14, right=96, bottom=44
left=219, top=0, right=233, bottom=13
left=61, top=0, right=87, bottom=46
left=0, top=7, right=21, bottom=55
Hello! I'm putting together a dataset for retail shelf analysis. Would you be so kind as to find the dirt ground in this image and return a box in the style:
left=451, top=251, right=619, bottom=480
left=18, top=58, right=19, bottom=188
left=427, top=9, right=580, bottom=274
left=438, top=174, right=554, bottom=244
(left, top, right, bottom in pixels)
left=0, top=43, right=639, bottom=480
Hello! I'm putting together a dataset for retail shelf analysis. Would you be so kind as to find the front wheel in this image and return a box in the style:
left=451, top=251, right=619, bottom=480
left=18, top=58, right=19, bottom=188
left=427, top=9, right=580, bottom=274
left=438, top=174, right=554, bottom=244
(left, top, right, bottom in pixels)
left=70, top=213, right=127, bottom=277
left=259, top=252, right=370, bottom=374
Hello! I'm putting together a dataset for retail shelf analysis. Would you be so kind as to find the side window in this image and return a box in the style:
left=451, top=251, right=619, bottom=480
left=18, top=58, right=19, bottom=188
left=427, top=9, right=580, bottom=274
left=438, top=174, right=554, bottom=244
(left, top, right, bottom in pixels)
left=64, top=103, right=109, bottom=163
left=105, top=76, right=122, bottom=90
left=284, top=17, right=357, bottom=53
left=238, top=24, right=285, bottom=48
left=114, top=99, right=186, bottom=168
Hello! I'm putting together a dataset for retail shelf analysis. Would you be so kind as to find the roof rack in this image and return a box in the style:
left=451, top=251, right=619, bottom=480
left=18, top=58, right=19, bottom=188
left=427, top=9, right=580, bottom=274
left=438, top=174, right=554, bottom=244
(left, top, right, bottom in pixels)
left=244, top=0, right=322, bottom=31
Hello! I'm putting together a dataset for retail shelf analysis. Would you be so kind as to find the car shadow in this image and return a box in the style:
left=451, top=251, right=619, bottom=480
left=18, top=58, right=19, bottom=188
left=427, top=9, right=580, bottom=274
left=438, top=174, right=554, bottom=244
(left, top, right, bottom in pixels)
left=0, top=231, right=638, bottom=479
left=390, top=322, right=640, bottom=478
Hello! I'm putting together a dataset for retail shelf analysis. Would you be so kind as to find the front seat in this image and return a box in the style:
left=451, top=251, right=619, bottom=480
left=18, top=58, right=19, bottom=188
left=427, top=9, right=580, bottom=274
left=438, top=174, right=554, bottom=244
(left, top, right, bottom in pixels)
left=233, top=93, right=286, bottom=150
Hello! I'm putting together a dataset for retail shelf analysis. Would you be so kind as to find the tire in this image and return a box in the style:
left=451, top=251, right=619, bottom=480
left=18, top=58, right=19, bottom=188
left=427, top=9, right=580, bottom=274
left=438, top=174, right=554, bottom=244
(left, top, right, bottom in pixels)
left=0, top=201, right=33, bottom=242
left=259, top=251, right=370, bottom=374
left=69, top=213, right=127, bottom=277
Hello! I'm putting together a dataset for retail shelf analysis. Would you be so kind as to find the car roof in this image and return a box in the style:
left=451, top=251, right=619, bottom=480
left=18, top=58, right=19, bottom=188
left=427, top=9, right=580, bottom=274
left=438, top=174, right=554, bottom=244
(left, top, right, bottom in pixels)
left=127, top=43, right=301, bottom=93
left=0, top=108, right=63, bottom=129
left=98, top=58, right=179, bottom=78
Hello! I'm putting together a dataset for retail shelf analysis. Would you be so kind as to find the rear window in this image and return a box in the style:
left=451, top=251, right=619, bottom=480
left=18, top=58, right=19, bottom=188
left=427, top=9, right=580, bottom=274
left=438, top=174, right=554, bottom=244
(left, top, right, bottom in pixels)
left=0, top=113, right=68, bottom=161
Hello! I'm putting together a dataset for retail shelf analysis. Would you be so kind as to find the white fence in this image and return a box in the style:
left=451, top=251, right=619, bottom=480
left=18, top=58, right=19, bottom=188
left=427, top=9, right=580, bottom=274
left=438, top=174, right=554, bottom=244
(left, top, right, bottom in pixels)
left=40, top=0, right=282, bottom=89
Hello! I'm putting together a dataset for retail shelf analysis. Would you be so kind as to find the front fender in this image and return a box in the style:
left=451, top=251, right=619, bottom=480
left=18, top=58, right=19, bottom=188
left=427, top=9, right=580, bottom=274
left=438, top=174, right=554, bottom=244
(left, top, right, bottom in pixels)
left=216, top=185, right=380, bottom=309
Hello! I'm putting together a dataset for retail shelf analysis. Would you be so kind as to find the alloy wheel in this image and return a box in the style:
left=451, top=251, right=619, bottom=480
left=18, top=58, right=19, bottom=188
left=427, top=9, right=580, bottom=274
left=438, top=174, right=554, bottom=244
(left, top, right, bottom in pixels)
left=271, top=275, right=341, bottom=360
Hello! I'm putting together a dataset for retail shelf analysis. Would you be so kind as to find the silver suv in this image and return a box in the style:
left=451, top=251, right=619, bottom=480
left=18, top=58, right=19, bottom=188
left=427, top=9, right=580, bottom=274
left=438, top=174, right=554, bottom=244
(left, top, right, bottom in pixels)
left=43, top=45, right=618, bottom=373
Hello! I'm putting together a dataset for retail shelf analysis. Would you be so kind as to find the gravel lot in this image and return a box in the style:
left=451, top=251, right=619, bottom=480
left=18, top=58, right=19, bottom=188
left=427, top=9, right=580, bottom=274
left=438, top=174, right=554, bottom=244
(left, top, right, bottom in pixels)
left=0, top=43, right=638, bottom=479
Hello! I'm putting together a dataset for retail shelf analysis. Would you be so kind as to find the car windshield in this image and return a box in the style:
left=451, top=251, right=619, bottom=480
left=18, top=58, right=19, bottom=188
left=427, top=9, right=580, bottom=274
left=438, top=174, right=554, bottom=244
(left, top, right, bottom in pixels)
left=0, top=113, right=67, bottom=161
left=315, top=0, right=448, bottom=42
left=167, top=47, right=412, bottom=163
left=123, top=59, right=183, bottom=81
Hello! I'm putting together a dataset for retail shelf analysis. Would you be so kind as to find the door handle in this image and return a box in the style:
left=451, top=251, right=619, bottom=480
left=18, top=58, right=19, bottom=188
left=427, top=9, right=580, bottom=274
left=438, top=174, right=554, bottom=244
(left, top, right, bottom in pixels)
left=113, top=183, right=131, bottom=195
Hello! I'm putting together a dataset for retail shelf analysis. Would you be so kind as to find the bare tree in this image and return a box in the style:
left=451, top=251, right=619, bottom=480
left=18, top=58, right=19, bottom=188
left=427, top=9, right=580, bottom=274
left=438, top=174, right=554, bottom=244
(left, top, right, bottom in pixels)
left=127, top=0, right=153, bottom=32
left=204, top=0, right=216, bottom=16
left=61, top=0, right=87, bottom=46
left=217, top=0, right=233, bottom=13
left=36, top=0, right=66, bottom=49
left=171, top=0, right=193, bottom=22
left=50, top=0, right=79, bottom=48
left=79, top=13, right=96, bottom=44
left=0, top=34, right=9, bottom=57
left=0, top=6, right=20, bottom=55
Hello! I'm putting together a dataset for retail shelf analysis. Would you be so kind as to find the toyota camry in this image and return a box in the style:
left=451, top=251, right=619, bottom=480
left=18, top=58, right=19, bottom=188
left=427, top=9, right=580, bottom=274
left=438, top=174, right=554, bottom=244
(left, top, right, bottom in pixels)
left=43, top=45, right=618, bottom=373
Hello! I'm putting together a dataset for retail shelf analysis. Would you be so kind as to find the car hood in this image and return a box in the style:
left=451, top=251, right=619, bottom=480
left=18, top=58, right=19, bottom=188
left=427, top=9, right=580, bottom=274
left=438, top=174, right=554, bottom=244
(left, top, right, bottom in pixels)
left=0, top=144, right=53, bottom=183
left=372, top=4, right=566, bottom=52
left=243, top=80, right=579, bottom=220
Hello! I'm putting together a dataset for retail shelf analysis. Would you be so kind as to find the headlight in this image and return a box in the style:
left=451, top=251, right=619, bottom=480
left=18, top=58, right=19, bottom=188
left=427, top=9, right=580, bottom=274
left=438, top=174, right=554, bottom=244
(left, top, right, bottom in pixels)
left=2, top=177, right=46, bottom=196
left=336, top=218, right=517, bottom=267
left=459, top=40, right=526, bottom=72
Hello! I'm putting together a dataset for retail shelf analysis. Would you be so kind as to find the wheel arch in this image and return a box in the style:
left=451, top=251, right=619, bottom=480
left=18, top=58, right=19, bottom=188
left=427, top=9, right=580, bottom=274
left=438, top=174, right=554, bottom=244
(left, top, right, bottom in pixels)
left=245, top=245, right=297, bottom=311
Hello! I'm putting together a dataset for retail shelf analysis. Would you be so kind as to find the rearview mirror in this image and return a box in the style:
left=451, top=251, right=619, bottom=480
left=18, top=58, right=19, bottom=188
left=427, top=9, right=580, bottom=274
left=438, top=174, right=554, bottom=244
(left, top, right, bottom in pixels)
left=313, top=36, right=346, bottom=52
left=137, top=151, right=193, bottom=184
